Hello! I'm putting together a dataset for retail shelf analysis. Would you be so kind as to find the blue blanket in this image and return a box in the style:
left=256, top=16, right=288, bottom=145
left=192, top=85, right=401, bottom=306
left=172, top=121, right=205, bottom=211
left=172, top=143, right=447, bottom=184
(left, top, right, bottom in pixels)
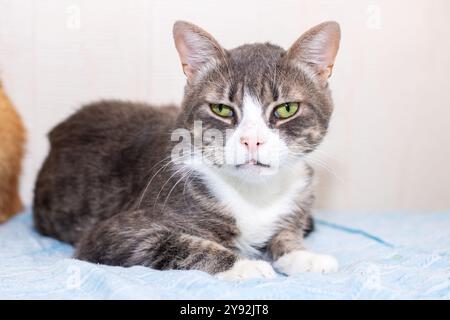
left=0, top=209, right=449, bottom=299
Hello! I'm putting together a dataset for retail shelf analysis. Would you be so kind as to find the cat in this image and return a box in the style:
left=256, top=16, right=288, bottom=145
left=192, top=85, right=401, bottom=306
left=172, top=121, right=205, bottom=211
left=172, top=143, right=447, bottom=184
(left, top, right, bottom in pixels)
left=0, top=81, right=26, bottom=223
left=33, top=20, right=341, bottom=280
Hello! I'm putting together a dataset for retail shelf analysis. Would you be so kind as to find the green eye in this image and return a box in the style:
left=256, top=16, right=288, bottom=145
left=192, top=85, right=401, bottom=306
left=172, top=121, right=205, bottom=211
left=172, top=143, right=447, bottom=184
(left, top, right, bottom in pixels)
left=210, top=103, right=234, bottom=118
left=274, top=102, right=300, bottom=119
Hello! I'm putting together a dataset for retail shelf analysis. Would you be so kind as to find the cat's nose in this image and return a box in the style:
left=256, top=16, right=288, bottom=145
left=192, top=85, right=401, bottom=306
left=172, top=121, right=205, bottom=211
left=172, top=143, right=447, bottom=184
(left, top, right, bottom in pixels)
left=240, top=135, right=266, bottom=154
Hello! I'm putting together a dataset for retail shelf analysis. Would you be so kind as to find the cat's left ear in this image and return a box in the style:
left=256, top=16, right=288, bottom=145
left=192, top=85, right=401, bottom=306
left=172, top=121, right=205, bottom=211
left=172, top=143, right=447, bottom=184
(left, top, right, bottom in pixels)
left=286, top=21, right=341, bottom=86
left=173, top=21, right=226, bottom=82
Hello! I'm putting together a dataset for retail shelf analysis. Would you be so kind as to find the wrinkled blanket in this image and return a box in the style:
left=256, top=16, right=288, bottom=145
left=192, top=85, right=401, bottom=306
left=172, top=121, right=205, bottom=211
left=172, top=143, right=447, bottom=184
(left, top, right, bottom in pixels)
left=0, top=209, right=449, bottom=299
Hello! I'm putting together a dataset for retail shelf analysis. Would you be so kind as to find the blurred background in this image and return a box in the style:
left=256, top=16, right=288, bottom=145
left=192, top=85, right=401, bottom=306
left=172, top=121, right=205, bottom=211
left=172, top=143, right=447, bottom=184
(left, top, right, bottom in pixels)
left=1, top=0, right=449, bottom=213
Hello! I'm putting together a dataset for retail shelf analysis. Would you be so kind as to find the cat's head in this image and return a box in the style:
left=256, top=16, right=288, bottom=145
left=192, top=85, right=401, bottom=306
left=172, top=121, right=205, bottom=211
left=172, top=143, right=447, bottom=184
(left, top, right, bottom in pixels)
left=173, top=21, right=340, bottom=181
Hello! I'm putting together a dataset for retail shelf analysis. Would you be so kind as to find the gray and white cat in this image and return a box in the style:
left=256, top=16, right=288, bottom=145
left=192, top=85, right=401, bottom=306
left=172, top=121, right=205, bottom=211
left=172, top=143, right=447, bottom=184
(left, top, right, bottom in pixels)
left=33, top=21, right=341, bottom=280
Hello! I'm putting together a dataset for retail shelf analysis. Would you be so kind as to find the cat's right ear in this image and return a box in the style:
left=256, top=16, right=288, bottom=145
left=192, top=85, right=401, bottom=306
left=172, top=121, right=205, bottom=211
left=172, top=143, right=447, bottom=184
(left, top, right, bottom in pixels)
left=173, top=21, right=226, bottom=81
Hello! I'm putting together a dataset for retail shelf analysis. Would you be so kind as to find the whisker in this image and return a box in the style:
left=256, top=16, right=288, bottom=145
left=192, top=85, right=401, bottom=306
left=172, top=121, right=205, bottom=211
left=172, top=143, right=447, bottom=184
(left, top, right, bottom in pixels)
left=135, top=153, right=196, bottom=210
left=162, top=169, right=193, bottom=213
left=152, top=166, right=189, bottom=211
left=303, top=154, right=344, bottom=184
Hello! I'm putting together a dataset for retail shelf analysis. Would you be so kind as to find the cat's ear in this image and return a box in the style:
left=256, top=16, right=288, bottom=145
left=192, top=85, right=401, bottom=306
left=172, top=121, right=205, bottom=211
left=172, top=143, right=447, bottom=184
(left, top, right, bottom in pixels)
left=173, top=21, right=226, bottom=81
left=286, top=21, right=341, bottom=86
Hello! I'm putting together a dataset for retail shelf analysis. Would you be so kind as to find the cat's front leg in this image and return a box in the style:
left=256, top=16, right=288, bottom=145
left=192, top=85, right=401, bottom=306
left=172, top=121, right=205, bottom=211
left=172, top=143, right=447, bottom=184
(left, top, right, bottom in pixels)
left=269, top=229, right=339, bottom=275
left=274, top=250, right=339, bottom=275
left=216, top=259, right=276, bottom=281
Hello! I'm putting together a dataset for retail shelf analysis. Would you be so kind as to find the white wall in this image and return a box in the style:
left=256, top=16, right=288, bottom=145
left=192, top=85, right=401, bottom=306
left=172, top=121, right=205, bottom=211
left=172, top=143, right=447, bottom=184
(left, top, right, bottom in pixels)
left=1, top=0, right=450, bottom=212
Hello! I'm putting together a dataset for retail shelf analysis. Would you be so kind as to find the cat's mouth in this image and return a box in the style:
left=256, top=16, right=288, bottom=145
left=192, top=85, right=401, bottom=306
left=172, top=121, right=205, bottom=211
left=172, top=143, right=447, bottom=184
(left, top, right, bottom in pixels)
left=232, top=160, right=278, bottom=177
left=235, top=160, right=271, bottom=169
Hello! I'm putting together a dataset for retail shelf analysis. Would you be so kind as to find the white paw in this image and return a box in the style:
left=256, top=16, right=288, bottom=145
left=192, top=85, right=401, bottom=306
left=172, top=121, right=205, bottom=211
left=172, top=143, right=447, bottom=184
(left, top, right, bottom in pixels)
left=216, top=259, right=277, bottom=281
left=274, top=250, right=339, bottom=275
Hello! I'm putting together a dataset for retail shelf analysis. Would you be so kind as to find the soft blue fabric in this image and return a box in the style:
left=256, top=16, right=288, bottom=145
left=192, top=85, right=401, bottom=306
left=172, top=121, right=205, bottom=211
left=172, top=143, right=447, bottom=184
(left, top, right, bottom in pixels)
left=0, top=209, right=449, bottom=299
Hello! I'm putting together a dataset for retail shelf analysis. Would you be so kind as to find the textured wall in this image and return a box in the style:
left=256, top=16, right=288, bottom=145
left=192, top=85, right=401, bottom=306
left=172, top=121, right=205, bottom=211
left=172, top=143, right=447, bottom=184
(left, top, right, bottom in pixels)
left=1, top=0, right=449, bottom=212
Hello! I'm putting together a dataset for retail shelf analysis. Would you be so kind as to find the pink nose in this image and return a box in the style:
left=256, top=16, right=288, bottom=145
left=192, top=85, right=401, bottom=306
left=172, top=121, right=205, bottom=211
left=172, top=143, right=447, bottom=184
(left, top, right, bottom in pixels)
left=240, top=135, right=266, bottom=154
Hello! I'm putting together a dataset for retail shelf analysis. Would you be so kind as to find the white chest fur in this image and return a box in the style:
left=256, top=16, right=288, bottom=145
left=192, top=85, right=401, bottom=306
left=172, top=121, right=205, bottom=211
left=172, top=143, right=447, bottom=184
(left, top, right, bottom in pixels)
left=190, top=161, right=311, bottom=258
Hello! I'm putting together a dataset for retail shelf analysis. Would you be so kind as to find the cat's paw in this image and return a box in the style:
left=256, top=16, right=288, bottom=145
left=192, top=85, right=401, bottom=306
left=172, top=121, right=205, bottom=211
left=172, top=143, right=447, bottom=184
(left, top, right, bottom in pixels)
left=274, top=250, right=339, bottom=275
left=216, top=259, right=277, bottom=281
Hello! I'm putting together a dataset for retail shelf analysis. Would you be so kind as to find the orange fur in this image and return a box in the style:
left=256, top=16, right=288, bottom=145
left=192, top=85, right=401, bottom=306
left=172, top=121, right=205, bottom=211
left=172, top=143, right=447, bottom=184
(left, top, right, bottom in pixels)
left=0, top=81, right=26, bottom=223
